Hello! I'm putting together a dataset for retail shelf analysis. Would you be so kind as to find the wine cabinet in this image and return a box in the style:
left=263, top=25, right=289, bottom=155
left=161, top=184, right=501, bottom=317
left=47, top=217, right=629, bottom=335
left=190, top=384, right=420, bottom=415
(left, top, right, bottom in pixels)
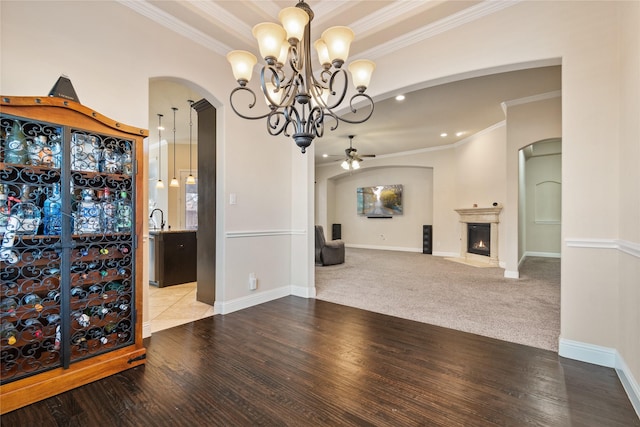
left=0, top=95, right=147, bottom=413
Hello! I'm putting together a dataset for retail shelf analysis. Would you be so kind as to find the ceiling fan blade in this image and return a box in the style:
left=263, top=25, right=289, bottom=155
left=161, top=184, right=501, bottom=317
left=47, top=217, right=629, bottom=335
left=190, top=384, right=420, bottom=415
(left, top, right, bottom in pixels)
left=360, top=154, right=376, bottom=158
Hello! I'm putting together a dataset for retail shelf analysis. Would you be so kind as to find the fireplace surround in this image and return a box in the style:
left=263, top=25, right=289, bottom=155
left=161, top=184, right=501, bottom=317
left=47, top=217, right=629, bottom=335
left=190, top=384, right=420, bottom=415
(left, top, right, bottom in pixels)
left=454, top=206, right=502, bottom=266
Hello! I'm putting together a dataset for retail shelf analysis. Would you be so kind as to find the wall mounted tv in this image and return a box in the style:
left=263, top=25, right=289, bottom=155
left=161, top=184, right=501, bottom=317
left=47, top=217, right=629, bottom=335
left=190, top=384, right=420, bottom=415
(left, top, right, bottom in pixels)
left=357, top=184, right=403, bottom=217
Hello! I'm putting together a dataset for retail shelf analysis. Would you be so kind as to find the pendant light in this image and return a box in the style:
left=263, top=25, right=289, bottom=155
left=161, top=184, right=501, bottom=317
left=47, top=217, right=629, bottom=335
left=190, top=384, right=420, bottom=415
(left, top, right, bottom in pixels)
left=186, top=99, right=196, bottom=185
left=169, top=107, right=179, bottom=188
left=156, top=113, right=164, bottom=189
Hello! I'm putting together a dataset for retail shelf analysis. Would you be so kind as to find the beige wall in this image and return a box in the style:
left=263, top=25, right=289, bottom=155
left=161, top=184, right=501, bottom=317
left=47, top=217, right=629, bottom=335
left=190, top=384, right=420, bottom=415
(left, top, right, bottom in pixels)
left=524, top=151, right=562, bottom=256
left=504, top=96, right=562, bottom=273
left=617, top=0, right=640, bottom=400
left=330, top=166, right=433, bottom=251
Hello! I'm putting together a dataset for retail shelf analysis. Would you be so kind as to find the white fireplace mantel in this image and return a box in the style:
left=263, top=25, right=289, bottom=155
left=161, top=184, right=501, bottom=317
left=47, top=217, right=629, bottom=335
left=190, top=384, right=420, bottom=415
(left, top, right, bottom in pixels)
left=455, top=206, right=502, bottom=266
left=454, top=207, right=502, bottom=224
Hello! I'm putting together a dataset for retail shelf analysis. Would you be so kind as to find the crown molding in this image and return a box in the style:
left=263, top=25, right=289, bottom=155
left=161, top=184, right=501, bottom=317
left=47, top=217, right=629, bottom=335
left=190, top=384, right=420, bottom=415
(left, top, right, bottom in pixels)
left=116, top=0, right=232, bottom=56
left=358, top=0, right=522, bottom=61
left=188, top=1, right=254, bottom=47
left=120, top=0, right=521, bottom=62
left=501, top=90, right=562, bottom=114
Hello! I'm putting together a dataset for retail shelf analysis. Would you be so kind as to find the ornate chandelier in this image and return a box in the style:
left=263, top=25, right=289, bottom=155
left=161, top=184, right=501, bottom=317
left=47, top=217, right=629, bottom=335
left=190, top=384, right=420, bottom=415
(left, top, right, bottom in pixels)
left=226, top=0, right=375, bottom=153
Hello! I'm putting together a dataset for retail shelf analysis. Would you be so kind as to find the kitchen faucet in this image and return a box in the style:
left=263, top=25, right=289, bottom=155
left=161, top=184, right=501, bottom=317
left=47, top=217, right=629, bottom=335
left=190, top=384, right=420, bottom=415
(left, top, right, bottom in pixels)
left=150, top=208, right=165, bottom=230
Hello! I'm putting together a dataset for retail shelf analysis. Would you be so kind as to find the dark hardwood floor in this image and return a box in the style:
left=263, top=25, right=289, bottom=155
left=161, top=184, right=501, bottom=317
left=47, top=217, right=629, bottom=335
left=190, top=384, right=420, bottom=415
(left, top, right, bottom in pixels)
left=2, top=296, right=638, bottom=426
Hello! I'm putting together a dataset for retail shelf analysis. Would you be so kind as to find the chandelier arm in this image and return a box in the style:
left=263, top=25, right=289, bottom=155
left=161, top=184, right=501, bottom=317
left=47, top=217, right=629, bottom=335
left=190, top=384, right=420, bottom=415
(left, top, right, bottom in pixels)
left=266, top=110, right=289, bottom=136
left=331, top=93, right=375, bottom=125
left=229, top=86, right=273, bottom=120
left=306, top=106, right=325, bottom=138
left=325, top=69, right=349, bottom=110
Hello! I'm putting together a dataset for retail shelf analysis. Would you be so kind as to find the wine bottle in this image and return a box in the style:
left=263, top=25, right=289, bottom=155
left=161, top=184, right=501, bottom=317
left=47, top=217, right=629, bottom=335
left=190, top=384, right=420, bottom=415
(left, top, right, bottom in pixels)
left=72, top=310, right=90, bottom=328
left=115, top=191, right=132, bottom=233
left=100, top=187, right=116, bottom=233
left=24, top=318, right=44, bottom=339
left=48, top=131, right=63, bottom=169
left=1, top=321, right=18, bottom=345
left=12, top=185, right=41, bottom=235
left=46, top=290, right=61, bottom=303
left=0, top=184, right=9, bottom=235
left=24, top=293, right=43, bottom=312
left=71, top=286, right=87, bottom=299
left=4, top=120, right=27, bottom=164
left=0, top=296, right=18, bottom=312
left=43, top=183, right=62, bottom=235
left=27, top=135, right=44, bottom=166
left=75, top=189, right=102, bottom=234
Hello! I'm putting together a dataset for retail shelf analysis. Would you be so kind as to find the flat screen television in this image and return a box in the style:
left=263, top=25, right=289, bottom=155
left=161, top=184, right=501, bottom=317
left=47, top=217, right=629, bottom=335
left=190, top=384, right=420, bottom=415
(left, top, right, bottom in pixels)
left=356, top=184, right=403, bottom=217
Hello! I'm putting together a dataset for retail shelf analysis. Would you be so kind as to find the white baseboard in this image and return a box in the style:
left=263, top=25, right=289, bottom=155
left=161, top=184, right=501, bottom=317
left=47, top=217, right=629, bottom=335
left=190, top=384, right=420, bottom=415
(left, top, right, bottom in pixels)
left=559, top=338, right=617, bottom=367
left=217, top=286, right=291, bottom=315
left=504, top=270, right=519, bottom=278
left=345, top=244, right=422, bottom=252
left=143, top=321, right=152, bottom=339
left=525, top=251, right=561, bottom=258
left=617, top=352, right=640, bottom=419
left=432, top=251, right=459, bottom=258
left=559, top=338, right=640, bottom=418
left=291, top=285, right=316, bottom=298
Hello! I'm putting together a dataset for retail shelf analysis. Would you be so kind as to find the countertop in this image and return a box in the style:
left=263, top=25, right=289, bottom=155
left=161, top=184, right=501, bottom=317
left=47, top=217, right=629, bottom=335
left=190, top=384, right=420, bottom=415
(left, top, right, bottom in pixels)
left=149, top=229, right=197, bottom=235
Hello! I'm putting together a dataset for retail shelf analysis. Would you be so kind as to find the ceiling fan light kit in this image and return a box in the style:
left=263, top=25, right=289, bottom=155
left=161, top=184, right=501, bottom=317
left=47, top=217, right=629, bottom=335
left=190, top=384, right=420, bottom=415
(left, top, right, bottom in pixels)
left=340, top=135, right=374, bottom=170
left=227, top=0, right=375, bottom=154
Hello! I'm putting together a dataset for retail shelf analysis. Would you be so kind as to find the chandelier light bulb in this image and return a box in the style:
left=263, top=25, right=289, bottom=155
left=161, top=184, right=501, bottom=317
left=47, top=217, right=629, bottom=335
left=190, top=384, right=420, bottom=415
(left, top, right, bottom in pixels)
left=277, top=42, right=290, bottom=66
left=186, top=174, right=196, bottom=185
left=352, top=160, right=360, bottom=170
left=279, top=6, right=309, bottom=42
left=226, top=50, right=257, bottom=84
left=156, top=179, right=164, bottom=189
left=341, top=160, right=350, bottom=170
left=321, top=26, right=354, bottom=65
left=253, top=23, right=286, bottom=61
left=348, top=60, right=376, bottom=91
left=170, top=177, right=179, bottom=188
left=313, top=39, right=331, bottom=67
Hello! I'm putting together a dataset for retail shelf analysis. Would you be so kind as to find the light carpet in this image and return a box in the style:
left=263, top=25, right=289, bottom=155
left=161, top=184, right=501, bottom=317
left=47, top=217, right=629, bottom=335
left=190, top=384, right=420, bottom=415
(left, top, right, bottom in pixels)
left=315, top=248, right=560, bottom=352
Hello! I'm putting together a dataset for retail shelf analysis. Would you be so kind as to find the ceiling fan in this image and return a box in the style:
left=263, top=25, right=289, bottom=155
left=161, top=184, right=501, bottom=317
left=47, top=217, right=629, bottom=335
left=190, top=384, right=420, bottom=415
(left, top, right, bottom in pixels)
left=340, top=135, right=375, bottom=170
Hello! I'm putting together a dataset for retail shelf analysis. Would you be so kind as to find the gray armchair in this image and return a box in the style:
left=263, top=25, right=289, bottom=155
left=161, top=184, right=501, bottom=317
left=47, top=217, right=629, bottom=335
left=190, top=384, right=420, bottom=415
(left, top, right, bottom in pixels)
left=315, top=225, right=345, bottom=266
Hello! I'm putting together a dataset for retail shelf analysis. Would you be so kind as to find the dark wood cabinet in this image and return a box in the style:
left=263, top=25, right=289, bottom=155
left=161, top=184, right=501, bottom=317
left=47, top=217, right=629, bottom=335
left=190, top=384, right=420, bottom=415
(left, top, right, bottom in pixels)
left=149, top=230, right=197, bottom=288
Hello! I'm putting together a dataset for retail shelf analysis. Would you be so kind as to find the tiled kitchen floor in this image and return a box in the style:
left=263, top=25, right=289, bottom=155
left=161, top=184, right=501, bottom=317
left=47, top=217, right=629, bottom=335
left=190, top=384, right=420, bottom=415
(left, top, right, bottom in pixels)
left=148, top=282, right=215, bottom=333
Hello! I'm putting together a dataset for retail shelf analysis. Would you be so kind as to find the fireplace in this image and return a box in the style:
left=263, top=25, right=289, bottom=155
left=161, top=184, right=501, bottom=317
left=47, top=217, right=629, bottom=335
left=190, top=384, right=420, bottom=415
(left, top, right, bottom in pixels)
left=454, top=206, right=502, bottom=266
left=467, top=223, right=490, bottom=256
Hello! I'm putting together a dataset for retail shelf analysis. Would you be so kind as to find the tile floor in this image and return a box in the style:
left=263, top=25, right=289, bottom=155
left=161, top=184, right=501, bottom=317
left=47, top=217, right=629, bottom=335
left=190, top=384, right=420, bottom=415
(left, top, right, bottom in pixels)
left=148, top=282, right=215, bottom=333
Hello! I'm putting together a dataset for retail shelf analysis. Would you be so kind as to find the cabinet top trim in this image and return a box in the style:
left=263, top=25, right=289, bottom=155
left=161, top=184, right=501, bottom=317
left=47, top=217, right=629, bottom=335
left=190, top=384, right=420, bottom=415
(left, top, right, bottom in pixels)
left=1, top=95, right=149, bottom=138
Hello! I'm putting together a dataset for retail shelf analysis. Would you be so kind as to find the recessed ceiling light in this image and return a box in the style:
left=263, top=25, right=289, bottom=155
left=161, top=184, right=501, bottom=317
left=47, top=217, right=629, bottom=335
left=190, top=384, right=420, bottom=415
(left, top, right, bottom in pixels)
left=440, top=132, right=448, bottom=137
left=322, top=154, right=328, bottom=158
left=456, top=131, right=465, bottom=137
left=395, top=94, right=405, bottom=101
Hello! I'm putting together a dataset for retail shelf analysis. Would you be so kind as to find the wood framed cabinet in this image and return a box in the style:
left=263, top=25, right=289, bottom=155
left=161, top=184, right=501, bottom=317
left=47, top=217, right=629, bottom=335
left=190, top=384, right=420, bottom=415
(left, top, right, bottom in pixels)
left=0, top=95, right=147, bottom=414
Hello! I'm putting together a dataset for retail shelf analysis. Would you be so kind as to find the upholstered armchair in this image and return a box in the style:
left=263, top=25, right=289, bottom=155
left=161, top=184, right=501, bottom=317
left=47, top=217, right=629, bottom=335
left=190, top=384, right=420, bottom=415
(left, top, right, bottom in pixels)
left=315, top=225, right=345, bottom=266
